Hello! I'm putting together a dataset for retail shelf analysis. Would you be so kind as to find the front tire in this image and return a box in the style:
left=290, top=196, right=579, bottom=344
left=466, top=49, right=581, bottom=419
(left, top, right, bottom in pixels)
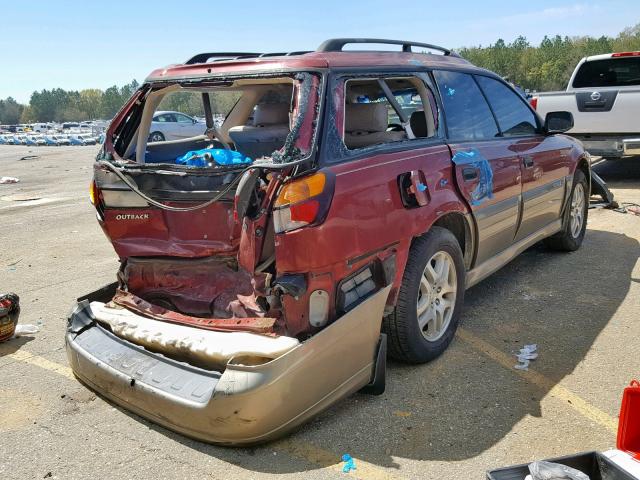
left=545, top=169, right=588, bottom=252
left=384, top=227, right=465, bottom=364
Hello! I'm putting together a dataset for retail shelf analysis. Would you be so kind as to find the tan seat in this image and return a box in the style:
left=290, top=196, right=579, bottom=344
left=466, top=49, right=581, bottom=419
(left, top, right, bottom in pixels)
left=344, top=103, right=406, bottom=149
left=228, top=104, right=290, bottom=158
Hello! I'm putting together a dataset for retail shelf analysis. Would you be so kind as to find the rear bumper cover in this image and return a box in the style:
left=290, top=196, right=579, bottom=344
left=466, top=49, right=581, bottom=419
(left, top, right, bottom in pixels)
left=65, top=285, right=390, bottom=445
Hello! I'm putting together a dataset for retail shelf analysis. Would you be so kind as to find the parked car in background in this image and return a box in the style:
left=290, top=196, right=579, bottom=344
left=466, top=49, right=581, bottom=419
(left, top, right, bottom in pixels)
left=148, top=111, right=207, bottom=142
left=80, top=134, right=97, bottom=145
left=44, top=135, right=60, bottom=146
left=68, top=38, right=590, bottom=446
left=69, top=135, right=84, bottom=145
left=54, top=135, right=71, bottom=146
left=532, top=51, right=640, bottom=159
left=23, top=135, right=38, bottom=146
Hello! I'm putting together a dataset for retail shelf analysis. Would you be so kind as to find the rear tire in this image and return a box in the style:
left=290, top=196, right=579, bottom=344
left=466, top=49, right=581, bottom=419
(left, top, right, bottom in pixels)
left=148, top=131, right=165, bottom=143
left=544, top=169, right=588, bottom=252
left=384, top=227, right=465, bottom=364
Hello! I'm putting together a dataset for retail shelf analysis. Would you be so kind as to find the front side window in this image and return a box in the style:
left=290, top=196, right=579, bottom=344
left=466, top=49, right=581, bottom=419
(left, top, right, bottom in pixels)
left=475, top=75, right=538, bottom=137
left=175, top=114, right=194, bottom=123
left=433, top=70, right=499, bottom=141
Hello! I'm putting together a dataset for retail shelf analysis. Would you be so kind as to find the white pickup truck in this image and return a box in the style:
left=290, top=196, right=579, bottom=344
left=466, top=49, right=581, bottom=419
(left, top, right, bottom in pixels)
left=532, top=51, right=640, bottom=159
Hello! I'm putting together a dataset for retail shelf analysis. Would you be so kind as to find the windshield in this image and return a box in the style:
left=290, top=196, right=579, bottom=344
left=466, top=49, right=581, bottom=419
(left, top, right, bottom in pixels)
left=573, top=57, right=640, bottom=88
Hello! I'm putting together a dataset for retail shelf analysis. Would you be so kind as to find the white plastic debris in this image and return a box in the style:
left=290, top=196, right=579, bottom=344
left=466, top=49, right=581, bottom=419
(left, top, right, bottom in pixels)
left=525, top=460, right=590, bottom=480
left=515, top=344, right=538, bottom=371
left=0, top=176, right=19, bottom=184
left=14, top=324, right=39, bottom=336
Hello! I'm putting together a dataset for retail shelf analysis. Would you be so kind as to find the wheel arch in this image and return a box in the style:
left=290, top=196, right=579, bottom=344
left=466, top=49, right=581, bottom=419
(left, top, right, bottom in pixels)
left=576, top=155, right=591, bottom=196
left=429, top=212, right=475, bottom=270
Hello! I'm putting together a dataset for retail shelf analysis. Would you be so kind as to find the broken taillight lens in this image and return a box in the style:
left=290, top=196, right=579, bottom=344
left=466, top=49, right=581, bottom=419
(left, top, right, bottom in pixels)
left=273, top=171, right=334, bottom=233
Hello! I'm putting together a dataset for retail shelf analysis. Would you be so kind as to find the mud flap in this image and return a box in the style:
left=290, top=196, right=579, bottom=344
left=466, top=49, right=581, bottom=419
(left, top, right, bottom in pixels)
left=359, top=333, right=387, bottom=396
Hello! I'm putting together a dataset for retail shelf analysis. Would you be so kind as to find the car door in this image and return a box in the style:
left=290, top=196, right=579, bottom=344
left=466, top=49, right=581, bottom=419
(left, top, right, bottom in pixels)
left=433, top=70, right=522, bottom=265
left=475, top=75, right=571, bottom=241
left=175, top=113, right=199, bottom=138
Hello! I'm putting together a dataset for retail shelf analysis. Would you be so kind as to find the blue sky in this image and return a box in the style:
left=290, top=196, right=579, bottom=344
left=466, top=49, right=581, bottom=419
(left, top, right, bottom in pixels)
left=1, top=1, right=638, bottom=102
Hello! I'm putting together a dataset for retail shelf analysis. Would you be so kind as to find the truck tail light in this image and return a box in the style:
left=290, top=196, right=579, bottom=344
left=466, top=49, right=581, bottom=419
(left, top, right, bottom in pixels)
left=273, top=171, right=334, bottom=233
left=529, top=96, right=538, bottom=110
left=612, top=51, right=640, bottom=57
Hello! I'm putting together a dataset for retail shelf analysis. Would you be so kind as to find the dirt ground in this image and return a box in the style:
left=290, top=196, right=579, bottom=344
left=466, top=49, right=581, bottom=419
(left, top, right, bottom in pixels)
left=1, top=145, right=639, bottom=480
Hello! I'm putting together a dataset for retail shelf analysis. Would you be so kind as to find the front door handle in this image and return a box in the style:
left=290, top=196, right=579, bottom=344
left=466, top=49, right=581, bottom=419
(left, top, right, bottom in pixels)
left=522, top=155, right=534, bottom=168
left=462, top=167, right=478, bottom=181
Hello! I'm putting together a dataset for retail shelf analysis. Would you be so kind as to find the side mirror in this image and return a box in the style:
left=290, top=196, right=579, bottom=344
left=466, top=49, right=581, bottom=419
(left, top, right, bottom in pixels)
left=545, top=111, right=574, bottom=134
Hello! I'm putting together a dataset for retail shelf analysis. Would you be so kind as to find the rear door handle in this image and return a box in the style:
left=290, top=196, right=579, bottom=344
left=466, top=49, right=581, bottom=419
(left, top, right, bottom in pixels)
left=522, top=155, right=534, bottom=168
left=462, top=167, right=478, bottom=181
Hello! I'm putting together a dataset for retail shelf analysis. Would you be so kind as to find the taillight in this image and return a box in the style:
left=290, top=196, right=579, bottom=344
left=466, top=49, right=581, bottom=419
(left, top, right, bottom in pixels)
left=273, top=171, right=334, bottom=233
left=89, top=180, right=99, bottom=205
left=612, top=51, right=640, bottom=57
left=529, top=96, right=538, bottom=110
left=89, top=180, right=104, bottom=217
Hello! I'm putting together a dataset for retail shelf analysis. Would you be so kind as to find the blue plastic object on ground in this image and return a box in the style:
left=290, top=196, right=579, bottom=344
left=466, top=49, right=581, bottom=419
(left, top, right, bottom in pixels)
left=176, top=148, right=252, bottom=167
left=341, top=454, right=356, bottom=473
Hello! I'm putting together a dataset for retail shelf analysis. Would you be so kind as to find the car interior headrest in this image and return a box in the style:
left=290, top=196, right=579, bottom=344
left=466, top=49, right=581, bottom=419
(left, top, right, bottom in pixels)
left=345, top=103, right=388, bottom=133
left=253, top=103, right=290, bottom=126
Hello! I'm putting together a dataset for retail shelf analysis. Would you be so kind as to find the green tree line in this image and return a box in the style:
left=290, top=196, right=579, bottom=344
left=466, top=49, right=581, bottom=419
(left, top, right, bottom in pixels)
left=458, top=24, right=640, bottom=92
left=0, top=80, right=140, bottom=125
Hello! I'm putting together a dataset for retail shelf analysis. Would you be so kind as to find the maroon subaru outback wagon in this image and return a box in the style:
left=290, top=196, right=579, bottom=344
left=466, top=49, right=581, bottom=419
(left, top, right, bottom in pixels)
left=66, top=38, right=589, bottom=445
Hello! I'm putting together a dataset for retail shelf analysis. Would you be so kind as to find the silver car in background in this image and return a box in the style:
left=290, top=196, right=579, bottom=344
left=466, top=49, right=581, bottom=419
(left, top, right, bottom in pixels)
left=147, top=111, right=207, bottom=142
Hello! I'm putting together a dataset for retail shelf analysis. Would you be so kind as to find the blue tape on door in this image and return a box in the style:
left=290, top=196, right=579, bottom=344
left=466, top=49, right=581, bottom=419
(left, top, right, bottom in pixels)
left=451, top=149, right=494, bottom=205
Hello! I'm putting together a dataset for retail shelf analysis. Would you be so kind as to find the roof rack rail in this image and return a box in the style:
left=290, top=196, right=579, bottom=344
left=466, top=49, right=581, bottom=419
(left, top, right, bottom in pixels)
left=316, top=38, right=458, bottom=57
left=185, top=50, right=313, bottom=65
left=185, top=52, right=263, bottom=65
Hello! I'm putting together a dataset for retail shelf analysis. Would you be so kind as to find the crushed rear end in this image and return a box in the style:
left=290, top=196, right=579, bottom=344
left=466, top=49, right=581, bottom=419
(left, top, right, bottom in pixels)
left=66, top=65, right=390, bottom=444
left=66, top=284, right=389, bottom=445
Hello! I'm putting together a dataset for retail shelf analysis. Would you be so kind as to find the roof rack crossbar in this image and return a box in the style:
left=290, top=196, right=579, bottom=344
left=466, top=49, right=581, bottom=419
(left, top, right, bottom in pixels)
left=316, top=38, right=458, bottom=57
left=185, top=52, right=263, bottom=65
left=185, top=50, right=313, bottom=64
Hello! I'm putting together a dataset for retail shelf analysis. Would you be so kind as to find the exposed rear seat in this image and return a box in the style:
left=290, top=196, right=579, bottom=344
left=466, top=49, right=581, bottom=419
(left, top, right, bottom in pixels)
left=344, top=103, right=406, bottom=149
left=228, top=103, right=290, bottom=159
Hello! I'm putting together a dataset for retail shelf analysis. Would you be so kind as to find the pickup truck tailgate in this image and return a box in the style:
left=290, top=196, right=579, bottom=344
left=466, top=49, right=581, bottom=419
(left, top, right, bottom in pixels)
left=536, top=88, right=640, bottom=134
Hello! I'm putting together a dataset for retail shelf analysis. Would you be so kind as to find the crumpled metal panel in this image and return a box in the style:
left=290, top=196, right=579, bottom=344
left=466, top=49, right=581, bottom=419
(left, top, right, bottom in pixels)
left=112, top=289, right=276, bottom=334
left=123, top=257, right=263, bottom=319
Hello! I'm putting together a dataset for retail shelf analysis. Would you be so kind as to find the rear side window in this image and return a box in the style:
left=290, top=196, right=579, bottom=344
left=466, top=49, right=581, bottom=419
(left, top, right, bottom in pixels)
left=475, top=76, right=538, bottom=137
left=155, top=114, right=175, bottom=123
left=573, top=57, right=640, bottom=88
left=433, top=70, right=498, bottom=141
left=342, top=75, right=438, bottom=150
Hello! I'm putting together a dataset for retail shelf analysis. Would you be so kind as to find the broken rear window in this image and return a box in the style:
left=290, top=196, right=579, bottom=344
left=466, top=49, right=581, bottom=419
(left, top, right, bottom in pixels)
left=109, top=73, right=322, bottom=168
